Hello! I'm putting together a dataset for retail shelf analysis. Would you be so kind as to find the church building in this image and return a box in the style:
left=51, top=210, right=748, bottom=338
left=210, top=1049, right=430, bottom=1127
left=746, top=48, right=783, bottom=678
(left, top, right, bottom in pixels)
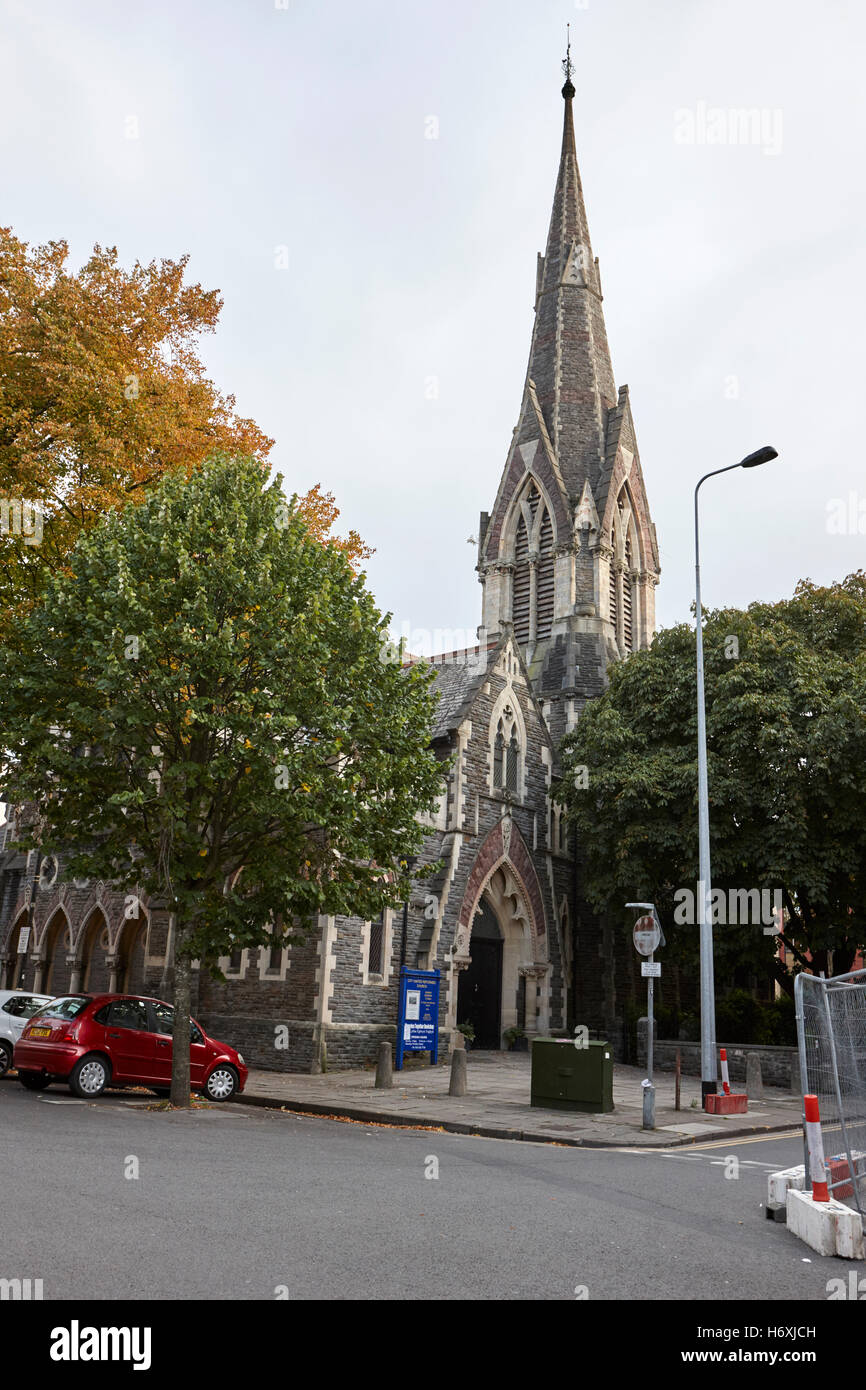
left=0, top=62, right=659, bottom=1072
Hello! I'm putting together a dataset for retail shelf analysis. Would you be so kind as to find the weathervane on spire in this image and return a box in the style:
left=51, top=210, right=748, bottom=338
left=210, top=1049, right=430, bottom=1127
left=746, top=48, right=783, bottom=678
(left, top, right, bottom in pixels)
left=561, top=23, right=575, bottom=97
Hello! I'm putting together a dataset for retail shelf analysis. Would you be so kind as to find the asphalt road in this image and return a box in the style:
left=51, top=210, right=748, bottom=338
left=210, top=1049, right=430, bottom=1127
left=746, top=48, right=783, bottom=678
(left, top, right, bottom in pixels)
left=1, top=1077, right=861, bottom=1301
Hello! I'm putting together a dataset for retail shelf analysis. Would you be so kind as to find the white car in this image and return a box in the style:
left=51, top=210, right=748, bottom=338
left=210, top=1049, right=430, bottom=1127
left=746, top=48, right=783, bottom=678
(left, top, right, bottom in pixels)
left=0, top=991, right=54, bottom=1076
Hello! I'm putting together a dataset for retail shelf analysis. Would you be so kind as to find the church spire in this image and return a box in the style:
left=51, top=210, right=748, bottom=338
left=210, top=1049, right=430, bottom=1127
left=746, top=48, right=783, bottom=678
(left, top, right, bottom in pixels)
left=518, top=39, right=617, bottom=497
left=478, top=43, right=659, bottom=723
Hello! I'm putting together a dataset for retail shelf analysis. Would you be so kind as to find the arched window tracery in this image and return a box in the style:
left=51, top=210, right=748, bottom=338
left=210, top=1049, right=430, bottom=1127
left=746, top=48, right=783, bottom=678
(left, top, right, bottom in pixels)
left=609, top=488, right=641, bottom=654
left=509, top=481, right=555, bottom=651
left=492, top=704, right=523, bottom=796
left=623, top=536, right=634, bottom=652
left=513, top=512, right=531, bottom=645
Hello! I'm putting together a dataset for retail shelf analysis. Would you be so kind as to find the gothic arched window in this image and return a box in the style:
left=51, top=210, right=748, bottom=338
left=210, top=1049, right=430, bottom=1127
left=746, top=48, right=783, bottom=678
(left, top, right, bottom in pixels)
left=512, top=512, right=531, bottom=645
left=623, top=536, right=634, bottom=652
left=493, top=727, right=504, bottom=786
left=492, top=706, right=522, bottom=795
left=506, top=730, right=519, bottom=791
left=609, top=528, right=617, bottom=627
left=510, top=482, right=554, bottom=651
left=536, top=507, right=554, bottom=640
left=609, top=491, right=641, bottom=654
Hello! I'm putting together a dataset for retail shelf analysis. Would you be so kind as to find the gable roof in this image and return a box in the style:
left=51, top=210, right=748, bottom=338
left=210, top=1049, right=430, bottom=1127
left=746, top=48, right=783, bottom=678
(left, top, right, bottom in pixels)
left=426, top=630, right=554, bottom=752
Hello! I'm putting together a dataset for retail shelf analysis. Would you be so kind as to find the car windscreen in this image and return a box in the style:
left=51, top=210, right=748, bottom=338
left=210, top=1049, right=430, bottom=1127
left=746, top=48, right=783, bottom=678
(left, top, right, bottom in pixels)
left=30, top=996, right=91, bottom=1020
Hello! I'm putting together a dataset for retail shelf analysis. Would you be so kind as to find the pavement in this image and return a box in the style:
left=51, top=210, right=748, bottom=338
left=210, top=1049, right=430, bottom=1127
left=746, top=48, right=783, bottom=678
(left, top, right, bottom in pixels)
left=238, top=1050, right=805, bottom=1147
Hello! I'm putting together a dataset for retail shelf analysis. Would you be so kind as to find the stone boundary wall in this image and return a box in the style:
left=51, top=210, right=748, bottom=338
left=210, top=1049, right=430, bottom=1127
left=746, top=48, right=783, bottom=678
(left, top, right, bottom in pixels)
left=637, top=1030, right=800, bottom=1092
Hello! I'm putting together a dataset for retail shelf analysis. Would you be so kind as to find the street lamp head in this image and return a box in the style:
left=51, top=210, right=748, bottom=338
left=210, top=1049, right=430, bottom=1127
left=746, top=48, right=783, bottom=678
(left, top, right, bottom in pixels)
left=740, top=445, right=778, bottom=469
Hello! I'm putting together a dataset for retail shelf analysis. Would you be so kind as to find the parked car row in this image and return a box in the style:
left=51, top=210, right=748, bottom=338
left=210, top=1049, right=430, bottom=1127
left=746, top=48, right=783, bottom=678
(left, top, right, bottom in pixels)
left=0, top=990, right=54, bottom=1075
left=0, top=989, right=247, bottom=1101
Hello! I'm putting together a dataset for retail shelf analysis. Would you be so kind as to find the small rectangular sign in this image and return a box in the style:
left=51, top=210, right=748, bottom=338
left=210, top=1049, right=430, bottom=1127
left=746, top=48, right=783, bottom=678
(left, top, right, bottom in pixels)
left=17, top=925, right=30, bottom=954
left=641, top=961, right=661, bottom=977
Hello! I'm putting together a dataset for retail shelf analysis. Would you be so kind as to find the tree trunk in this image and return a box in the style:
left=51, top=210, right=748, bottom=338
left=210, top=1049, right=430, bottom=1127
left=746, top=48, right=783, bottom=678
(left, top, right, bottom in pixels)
left=170, top=940, right=192, bottom=1108
left=770, top=955, right=796, bottom=999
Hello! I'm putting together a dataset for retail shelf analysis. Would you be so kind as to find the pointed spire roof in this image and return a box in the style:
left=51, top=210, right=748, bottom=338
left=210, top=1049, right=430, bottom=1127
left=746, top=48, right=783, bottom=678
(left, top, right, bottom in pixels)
left=517, top=51, right=618, bottom=500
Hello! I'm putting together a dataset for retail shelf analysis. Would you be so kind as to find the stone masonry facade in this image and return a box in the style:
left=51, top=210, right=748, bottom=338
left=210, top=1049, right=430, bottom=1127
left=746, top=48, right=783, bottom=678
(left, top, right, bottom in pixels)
left=0, top=73, right=658, bottom=1072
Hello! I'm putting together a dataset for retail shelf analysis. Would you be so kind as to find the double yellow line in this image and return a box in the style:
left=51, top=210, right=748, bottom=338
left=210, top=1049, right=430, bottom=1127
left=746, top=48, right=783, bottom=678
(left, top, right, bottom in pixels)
left=666, top=1128, right=804, bottom=1151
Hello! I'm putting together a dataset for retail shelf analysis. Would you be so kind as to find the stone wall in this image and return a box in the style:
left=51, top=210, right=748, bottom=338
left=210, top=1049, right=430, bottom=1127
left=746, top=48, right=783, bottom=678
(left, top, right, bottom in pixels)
left=638, top=1031, right=800, bottom=1092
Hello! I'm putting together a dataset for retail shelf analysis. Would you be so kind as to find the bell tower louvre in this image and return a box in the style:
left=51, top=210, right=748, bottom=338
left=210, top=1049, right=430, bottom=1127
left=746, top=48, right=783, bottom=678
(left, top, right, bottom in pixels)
left=477, top=42, right=660, bottom=743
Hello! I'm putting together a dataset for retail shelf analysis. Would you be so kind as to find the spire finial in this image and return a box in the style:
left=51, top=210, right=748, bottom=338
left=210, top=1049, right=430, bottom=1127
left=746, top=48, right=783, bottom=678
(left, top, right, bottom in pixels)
left=561, top=23, right=575, bottom=98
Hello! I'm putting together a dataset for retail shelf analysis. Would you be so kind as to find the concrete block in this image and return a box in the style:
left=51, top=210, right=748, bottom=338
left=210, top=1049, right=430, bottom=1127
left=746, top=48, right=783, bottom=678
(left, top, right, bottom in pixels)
left=768, top=1164, right=805, bottom=1207
left=705, top=1092, right=748, bottom=1115
left=835, top=1204, right=866, bottom=1260
left=765, top=1203, right=787, bottom=1223
left=786, top=1188, right=838, bottom=1256
left=786, top=1188, right=866, bottom=1259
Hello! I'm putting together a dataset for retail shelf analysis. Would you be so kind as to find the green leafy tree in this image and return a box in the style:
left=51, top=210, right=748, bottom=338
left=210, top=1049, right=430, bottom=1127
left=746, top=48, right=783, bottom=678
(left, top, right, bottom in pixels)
left=561, top=574, right=866, bottom=996
left=0, top=453, right=442, bottom=1104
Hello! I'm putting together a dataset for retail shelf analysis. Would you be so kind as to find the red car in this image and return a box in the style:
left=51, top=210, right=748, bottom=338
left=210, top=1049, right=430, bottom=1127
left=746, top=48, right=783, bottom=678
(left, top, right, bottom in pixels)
left=14, top=994, right=248, bottom=1101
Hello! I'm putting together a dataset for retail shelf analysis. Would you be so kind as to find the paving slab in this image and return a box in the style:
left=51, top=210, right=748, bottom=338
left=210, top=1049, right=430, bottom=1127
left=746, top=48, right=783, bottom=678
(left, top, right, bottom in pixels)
left=238, top=1053, right=804, bottom=1148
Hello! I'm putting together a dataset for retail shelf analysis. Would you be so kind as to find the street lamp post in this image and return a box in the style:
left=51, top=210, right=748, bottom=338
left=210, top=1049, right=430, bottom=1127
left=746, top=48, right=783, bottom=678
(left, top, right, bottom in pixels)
left=694, top=445, right=778, bottom=1109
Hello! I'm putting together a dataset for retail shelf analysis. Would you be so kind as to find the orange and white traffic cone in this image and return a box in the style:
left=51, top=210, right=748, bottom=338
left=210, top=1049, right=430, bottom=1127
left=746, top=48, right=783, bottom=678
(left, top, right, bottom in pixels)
left=804, top=1094, right=830, bottom=1202
left=720, top=1047, right=731, bottom=1095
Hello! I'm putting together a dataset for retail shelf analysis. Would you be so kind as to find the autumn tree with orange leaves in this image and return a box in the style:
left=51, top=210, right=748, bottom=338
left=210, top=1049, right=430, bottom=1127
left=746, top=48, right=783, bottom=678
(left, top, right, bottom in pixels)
left=0, top=227, right=368, bottom=643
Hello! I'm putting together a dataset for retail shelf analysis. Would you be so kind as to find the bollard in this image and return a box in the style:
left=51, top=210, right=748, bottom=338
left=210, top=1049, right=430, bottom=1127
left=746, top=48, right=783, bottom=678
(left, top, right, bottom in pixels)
left=720, top=1047, right=731, bottom=1095
left=374, top=1040, right=393, bottom=1089
left=449, top=1047, right=467, bottom=1097
left=804, top=1094, right=829, bottom=1201
left=746, top=1051, right=764, bottom=1101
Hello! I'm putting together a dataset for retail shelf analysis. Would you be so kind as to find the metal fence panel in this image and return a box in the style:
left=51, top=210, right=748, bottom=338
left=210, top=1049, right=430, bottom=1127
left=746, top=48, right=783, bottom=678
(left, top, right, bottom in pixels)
left=795, top=968, right=866, bottom=1220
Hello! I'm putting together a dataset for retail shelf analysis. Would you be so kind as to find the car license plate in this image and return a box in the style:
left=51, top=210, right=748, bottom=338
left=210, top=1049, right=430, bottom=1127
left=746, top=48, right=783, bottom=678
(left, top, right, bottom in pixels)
left=30, top=1028, right=51, bottom=1038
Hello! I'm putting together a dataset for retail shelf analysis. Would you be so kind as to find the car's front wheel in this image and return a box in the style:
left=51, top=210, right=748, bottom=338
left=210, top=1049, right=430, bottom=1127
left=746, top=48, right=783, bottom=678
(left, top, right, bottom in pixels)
left=205, top=1065, right=238, bottom=1102
left=69, top=1055, right=110, bottom=1099
left=18, top=1071, right=51, bottom=1091
left=0, top=1041, right=13, bottom=1077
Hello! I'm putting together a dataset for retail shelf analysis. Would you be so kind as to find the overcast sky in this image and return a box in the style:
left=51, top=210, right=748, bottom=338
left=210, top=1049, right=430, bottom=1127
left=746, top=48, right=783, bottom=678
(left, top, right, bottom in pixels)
left=3, top=0, right=864, bottom=653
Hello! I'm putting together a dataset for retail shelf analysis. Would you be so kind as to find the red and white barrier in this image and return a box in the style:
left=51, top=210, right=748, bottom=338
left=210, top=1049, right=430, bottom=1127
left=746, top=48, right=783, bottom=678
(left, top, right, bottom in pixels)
left=804, top=1094, right=829, bottom=1202
left=720, top=1047, right=731, bottom=1095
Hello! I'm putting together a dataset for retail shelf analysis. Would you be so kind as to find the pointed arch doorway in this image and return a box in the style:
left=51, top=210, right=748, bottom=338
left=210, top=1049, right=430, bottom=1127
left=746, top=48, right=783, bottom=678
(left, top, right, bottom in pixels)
left=456, top=898, right=502, bottom=1049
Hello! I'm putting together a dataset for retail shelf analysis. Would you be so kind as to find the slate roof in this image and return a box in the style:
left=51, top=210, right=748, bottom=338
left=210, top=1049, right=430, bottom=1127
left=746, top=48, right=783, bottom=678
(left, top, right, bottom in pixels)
left=428, top=659, right=485, bottom=740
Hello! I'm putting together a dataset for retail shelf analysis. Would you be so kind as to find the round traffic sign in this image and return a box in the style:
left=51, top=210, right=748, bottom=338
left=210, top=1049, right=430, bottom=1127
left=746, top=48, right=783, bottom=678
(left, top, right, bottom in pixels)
left=633, top=914, right=660, bottom=956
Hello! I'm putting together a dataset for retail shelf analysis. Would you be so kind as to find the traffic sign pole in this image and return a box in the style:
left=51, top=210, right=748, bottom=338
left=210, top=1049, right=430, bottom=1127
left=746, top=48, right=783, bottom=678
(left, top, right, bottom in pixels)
left=643, top=951, right=655, bottom=1130
left=627, top=903, right=664, bottom=1132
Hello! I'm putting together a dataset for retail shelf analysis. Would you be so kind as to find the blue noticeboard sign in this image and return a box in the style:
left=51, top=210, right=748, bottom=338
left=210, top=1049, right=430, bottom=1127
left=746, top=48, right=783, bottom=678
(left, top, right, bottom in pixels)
left=395, top=968, right=440, bottom=1070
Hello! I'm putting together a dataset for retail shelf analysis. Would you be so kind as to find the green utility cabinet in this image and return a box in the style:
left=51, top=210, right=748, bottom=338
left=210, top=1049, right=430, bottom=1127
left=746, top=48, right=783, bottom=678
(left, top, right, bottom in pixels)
left=530, top=1038, right=614, bottom=1113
